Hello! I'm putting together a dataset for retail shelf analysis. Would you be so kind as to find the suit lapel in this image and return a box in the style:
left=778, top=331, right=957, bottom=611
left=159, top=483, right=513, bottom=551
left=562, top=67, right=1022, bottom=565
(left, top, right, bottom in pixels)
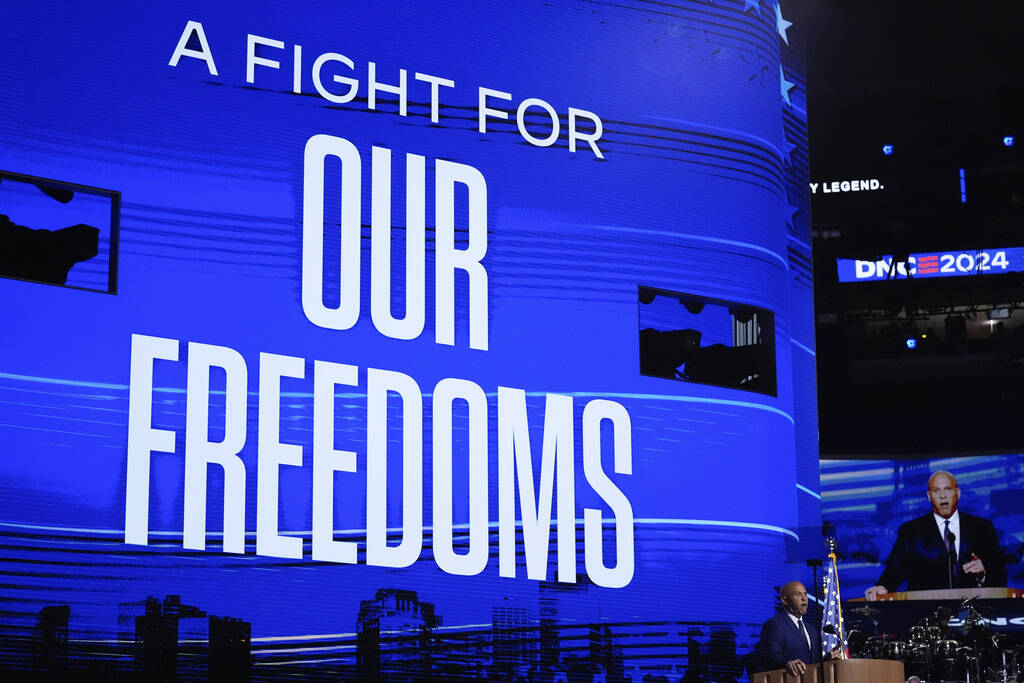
left=791, top=615, right=811, bottom=659
left=928, top=516, right=945, bottom=550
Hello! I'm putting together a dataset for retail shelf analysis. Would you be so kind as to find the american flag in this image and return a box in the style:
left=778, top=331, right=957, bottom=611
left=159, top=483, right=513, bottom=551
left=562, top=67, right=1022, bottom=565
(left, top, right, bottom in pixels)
left=821, top=550, right=847, bottom=657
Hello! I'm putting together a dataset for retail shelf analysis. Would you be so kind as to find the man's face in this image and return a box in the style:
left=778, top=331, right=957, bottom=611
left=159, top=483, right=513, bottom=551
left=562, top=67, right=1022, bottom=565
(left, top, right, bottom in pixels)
left=927, top=473, right=960, bottom=519
left=781, top=582, right=808, bottom=617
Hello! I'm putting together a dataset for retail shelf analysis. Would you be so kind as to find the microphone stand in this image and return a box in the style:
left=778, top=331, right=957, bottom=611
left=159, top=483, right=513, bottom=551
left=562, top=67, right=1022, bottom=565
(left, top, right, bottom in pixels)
left=807, top=559, right=822, bottom=608
left=806, top=559, right=823, bottom=683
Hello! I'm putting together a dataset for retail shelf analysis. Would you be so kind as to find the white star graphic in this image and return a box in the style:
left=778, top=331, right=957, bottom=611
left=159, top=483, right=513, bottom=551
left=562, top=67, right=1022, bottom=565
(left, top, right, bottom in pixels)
left=780, top=65, right=795, bottom=104
left=744, top=0, right=760, bottom=15
left=776, top=3, right=793, bottom=45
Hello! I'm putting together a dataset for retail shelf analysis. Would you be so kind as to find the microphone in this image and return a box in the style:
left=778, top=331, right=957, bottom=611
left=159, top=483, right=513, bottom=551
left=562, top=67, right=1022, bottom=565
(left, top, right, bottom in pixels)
left=822, top=624, right=846, bottom=660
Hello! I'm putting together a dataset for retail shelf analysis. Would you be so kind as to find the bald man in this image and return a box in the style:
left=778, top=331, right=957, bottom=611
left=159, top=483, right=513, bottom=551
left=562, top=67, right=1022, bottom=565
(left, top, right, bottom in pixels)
left=758, top=581, right=824, bottom=676
left=865, top=470, right=1007, bottom=601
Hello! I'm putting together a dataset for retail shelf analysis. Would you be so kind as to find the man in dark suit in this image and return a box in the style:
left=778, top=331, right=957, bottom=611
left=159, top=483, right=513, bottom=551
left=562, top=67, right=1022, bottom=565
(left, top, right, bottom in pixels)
left=865, top=470, right=1007, bottom=600
left=758, top=581, right=827, bottom=676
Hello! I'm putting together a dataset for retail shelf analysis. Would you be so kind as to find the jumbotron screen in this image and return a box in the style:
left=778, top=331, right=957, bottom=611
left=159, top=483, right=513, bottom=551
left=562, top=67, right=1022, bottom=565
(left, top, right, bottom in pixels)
left=1, top=2, right=817, bottom=678
left=821, top=455, right=1024, bottom=608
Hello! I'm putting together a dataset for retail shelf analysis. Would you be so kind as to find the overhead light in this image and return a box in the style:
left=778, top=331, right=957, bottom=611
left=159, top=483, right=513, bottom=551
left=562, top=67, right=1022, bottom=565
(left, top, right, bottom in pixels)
left=882, top=144, right=894, bottom=156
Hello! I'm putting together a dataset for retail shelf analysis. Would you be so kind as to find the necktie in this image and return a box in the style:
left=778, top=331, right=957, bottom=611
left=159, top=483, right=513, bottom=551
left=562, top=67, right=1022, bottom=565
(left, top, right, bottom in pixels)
left=944, top=520, right=957, bottom=588
left=798, top=618, right=810, bottom=652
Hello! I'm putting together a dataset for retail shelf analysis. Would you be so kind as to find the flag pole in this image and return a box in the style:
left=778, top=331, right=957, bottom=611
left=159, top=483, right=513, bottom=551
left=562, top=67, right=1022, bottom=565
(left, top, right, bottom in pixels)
left=829, top=549, right=847, bottom=659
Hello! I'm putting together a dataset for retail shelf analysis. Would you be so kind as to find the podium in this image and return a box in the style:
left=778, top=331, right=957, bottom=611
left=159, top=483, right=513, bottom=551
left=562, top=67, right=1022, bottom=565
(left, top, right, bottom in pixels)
left=752, top=659, right=904, bottom=683
left=851, top=586, right=1023, bottom=601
